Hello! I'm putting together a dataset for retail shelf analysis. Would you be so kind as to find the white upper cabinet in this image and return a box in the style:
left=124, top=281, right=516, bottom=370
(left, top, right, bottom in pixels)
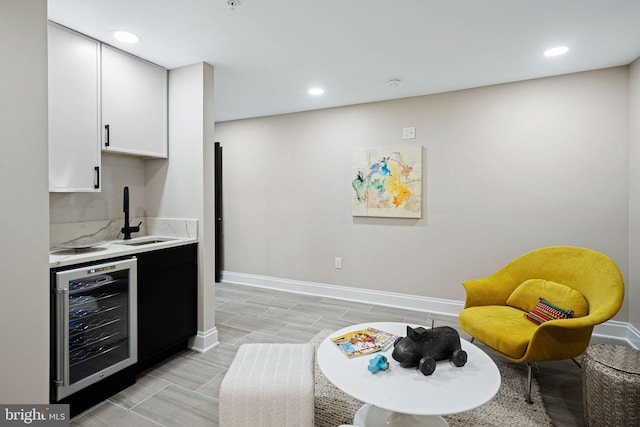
left=101, top=45, right=168, bottom=158
left=48, top=23, right=101, bottom=192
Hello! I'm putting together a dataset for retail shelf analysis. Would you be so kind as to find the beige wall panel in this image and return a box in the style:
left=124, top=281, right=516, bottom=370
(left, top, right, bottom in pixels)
left=216, top=67, right=630, bottom=321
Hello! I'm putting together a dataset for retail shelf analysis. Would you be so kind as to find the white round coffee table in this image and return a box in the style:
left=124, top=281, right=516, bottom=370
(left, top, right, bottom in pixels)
left=317, top=322, right=501, bottom=427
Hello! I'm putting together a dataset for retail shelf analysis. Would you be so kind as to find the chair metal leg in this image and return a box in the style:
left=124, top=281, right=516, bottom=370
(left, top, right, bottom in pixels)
left=526, top=363, right=533, bottom=404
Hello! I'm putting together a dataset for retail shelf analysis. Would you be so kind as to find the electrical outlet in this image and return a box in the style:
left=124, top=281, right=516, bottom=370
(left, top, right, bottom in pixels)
left=334, top=257, right=343, bottom=269
left=402, top=127, right=416, bottom=139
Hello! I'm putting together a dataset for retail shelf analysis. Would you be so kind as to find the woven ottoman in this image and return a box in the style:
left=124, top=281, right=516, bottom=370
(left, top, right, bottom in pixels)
left=582, top=343, right=640, bottom=426
left=219, top=343, right=315, bottom=427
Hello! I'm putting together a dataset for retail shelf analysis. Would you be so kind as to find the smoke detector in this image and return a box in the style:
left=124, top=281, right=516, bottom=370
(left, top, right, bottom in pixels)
left=227, top=0, right=241, bottom=10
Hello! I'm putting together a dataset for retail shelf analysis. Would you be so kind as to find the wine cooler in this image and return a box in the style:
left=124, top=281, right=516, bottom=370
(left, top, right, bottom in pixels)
left=52, top=257, right=137, bottom=401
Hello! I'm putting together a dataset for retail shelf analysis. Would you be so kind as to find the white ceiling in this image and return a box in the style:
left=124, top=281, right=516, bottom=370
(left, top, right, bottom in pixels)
left=48, top=0, right=640, bottom=122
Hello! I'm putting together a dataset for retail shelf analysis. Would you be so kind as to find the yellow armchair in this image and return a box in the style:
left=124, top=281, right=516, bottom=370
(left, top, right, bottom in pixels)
left=459, top=246, right=624, bottom=402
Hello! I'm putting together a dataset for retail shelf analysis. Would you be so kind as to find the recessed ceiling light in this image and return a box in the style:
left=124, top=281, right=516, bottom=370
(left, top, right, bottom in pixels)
left=308, top=87, right=325, bottom=96
left=113, top=30, right=140, bottom=44
left=544, top=46, right=569, bottom=57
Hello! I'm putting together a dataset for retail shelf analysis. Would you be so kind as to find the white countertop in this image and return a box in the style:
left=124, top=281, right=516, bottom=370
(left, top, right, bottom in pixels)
left=49, top=236, right=197, bottom=268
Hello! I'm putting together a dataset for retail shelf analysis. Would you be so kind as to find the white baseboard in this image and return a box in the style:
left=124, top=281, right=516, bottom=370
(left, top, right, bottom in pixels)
left=221, top=271, right=639, bottom=349
left=616, top=322, right=640, bottom=349
left=189, top=327, right=219, bottom=353
left=221, top=271, right=463, bottom=317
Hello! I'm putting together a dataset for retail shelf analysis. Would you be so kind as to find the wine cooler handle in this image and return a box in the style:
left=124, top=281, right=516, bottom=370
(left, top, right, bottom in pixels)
left=54, top=288, right=69, bottom=387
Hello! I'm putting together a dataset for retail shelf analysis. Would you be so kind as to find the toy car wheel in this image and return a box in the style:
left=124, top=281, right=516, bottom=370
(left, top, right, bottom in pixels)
left=418, top=356, right=436, bottom=375
left=451, top=349, right=467, bottom=367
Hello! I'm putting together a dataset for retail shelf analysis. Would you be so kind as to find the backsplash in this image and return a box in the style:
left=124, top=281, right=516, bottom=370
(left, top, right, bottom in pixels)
left=50, top=218, right=198, bottom=247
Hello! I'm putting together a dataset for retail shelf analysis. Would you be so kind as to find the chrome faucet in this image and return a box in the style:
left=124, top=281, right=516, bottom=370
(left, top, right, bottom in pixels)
left=121, top=186, right=141, bottom=240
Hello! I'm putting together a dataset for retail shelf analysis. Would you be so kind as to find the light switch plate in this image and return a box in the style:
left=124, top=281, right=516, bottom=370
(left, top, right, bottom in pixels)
left=402, top=127, right=416, bottom=139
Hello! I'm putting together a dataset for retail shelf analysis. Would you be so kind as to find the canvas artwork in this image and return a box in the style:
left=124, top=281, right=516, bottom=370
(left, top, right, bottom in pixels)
left=351, top=146, right=422, bottom=218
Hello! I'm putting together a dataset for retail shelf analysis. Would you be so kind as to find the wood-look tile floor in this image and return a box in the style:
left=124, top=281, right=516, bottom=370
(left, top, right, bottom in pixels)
left=71, top=282, right=632, bottom=426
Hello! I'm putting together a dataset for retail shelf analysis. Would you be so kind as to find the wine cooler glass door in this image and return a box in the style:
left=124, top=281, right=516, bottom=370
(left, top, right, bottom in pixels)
left=55, top=257, right=137, bottom=400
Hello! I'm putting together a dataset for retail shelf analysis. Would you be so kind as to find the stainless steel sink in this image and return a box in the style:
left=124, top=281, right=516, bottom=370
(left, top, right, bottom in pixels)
left=118, top=236, right=178, bottom=246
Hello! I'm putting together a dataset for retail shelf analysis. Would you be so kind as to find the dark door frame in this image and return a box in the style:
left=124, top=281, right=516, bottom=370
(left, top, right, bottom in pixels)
left=214, top=141, right=223, bottom=283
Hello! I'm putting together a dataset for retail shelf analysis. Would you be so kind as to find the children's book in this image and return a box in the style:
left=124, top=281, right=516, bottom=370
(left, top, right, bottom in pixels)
left=331, top=327, right=398, bottom=358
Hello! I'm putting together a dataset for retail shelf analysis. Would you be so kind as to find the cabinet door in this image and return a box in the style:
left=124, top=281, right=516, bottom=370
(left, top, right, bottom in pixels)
left=48, top=23, right=101, bottom=192
left=137, top=244, right=197, bottom=366
left=101, top=45, right=168, bottom=158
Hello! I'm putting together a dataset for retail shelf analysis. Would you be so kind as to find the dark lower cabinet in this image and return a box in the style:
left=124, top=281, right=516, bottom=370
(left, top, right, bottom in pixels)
left=49, top=243, right=197, bottom=415
left=136, top=243, right=198, bottom=371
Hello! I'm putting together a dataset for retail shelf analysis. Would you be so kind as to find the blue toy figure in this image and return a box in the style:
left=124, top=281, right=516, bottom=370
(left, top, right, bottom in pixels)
left=368, top=354, right=390, bottom=373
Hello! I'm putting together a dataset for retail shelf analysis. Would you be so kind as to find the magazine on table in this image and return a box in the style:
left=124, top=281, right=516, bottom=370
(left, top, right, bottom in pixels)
left=331, top=327, right=398, bottom=358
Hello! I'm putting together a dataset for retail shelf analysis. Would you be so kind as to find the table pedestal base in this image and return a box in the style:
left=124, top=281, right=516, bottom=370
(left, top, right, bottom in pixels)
left=354, top=404, right=449, bottom=427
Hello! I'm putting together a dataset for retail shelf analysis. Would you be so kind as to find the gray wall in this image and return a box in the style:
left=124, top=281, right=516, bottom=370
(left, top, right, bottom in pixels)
left=0, top=0, right=50, bottom=402
left=215, top=67, right=631, bottom=322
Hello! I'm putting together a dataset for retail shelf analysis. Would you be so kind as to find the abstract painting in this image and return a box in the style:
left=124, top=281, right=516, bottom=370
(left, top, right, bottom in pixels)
left=351, top=146, right=422, bottom=218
